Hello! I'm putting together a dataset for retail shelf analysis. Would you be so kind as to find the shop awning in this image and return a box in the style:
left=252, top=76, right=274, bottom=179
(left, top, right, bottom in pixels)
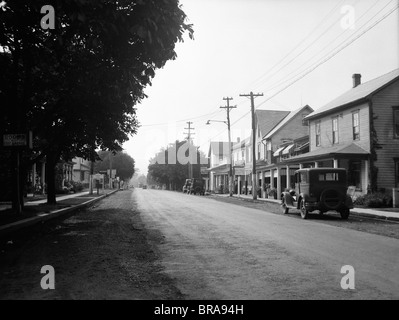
left=208, top=163, right=230, bottom=174
left=273, top=146, right=286, bottom=157
left=282, top=144, right=294, bottom=155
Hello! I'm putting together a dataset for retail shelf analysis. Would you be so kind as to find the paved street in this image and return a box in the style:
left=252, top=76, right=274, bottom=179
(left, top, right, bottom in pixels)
left=0, top=189, right=398, bottom=299
left=137, top=189, right=399, bottom=299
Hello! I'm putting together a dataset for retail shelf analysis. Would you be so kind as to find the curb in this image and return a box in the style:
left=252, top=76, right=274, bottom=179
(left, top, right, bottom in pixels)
left=0, top=189, right=119, bottom=238
left=210, top=194, right=399, bottom=222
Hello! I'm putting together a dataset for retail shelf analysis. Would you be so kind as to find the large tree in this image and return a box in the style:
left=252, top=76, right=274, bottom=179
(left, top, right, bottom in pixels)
left=148, top=140, right=207, bottom=191
left=0, top=0, right=193, bottom=205
left=94, top=150, right=135, bottom=182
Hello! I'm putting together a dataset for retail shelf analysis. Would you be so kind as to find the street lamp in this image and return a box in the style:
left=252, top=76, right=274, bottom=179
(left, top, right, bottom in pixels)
left=206, top=119, right=234, bottom=197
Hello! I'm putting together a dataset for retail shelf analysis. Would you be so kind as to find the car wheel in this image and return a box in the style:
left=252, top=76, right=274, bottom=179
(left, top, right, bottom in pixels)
left=340, top=208, right=350, bottom=220
left=300, top=199, right=308, bottom=219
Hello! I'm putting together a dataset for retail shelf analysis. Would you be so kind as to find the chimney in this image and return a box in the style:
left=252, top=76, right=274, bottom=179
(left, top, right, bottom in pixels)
left=352, top=73, right=361, bottom=88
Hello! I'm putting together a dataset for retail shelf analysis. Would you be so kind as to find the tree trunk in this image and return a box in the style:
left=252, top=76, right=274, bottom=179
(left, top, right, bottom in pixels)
left=46, top=151, right=58, bottom=204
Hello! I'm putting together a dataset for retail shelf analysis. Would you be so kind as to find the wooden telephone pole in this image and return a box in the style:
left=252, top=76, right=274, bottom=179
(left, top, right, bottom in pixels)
left=184, top=121, right=195, bottom=179
left=239, top=92, right=263, bottom=200
left=220, top=97, right=236, bottom=197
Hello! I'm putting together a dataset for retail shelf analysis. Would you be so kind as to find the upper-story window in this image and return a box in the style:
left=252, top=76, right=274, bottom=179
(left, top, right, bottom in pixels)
left=352, top=111, right=360, bottom=140
left=315, top=121, right=321, bottom=147
left=394, top=107, right=399, bottom=139
left=219, top=154, right=224, bottom=162
left=257, top=143, right=261, bottom=160
left=332, top=117, right=339, bottom=144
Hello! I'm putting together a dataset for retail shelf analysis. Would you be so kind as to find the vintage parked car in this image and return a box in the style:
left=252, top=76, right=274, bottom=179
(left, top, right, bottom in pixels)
left=185, top=178, right=205, bottom=195
left=281, top=168, right=353, bottom=220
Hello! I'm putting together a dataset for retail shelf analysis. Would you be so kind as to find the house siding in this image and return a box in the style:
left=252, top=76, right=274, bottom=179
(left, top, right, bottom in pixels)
left=371, top=80, right=399, bottom=190
left=309, top=102, right=370, bottom=152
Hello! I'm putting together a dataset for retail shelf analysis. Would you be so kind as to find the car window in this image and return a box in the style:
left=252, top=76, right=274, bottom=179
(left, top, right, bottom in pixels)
left=317, top=172, right=340, bottom=181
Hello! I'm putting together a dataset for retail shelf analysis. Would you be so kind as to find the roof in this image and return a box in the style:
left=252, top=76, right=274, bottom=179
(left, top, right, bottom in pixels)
left=282, top=142, right=369, bottom=164
left=255, top=110, right=290, bottom=136
left=208, top=141, right=233, bottom=157
left=207, top=163, right=230, bottom=173
left=306, top=69, right=399, bottom=120
left=264, top=105, right=313, bottom=139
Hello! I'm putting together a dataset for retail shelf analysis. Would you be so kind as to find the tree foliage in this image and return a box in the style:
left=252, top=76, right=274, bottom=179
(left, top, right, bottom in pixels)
left=94, top=150, right=135, bottom=181
left=148, top=141, right=207, bottom=190
left=0, top=0, right=193, bottom=204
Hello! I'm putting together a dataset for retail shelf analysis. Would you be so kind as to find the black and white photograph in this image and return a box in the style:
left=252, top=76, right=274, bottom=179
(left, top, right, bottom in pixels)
left=0, top=0, right=398, bottom=307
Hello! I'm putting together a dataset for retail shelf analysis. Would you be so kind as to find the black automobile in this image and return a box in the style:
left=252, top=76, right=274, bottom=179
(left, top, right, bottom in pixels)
left=281, top=168, right=353, bottom=219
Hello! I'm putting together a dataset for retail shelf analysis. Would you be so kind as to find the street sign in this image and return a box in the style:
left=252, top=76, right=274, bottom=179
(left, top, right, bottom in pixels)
left=2, top=132, right=33, bottom=149
left=200, top=167, right=208, bottom=174
left=93, top=173, right=103, bottom=180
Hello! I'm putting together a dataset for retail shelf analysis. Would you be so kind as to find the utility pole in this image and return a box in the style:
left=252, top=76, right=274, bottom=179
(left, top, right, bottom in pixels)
left=239, top=91, right=263, bottom=200
left=220, top=97, right=236, bottom=197
left=184, top=121, right=195, bottom=179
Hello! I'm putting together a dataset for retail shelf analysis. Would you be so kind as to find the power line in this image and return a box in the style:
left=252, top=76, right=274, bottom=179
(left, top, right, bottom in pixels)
left=261, top=0, right=393, bottom=95
left=255, top=2, right=399, bottom=109
left=249, top=0, right=349, bottom=90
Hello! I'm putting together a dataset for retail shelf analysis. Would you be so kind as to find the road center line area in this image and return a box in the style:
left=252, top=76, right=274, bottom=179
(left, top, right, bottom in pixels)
left=0, top=189, right=398, bottom=300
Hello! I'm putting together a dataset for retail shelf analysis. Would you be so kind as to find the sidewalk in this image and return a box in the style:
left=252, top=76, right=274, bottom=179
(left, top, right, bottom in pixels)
left=0, top=189, right=119, bottom=238
left=211, top=193, right=399, bottom=221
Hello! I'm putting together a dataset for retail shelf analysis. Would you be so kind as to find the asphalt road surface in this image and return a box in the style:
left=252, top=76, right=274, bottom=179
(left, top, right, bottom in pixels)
left=137, top=189, right=399, bottom=299
left=0, top=188, right=398, bottom=300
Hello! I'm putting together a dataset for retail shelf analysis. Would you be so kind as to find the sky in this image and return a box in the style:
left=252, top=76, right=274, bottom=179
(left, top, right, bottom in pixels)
left=122, top=0, right=399, bottom=175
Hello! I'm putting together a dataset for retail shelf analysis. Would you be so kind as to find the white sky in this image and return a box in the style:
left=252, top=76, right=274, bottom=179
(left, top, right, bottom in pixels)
left=123, top=0, right=399, bottom=174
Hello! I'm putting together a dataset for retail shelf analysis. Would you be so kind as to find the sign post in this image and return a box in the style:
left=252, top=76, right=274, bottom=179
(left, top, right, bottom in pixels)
left=2, top=132, right=33, bottom=215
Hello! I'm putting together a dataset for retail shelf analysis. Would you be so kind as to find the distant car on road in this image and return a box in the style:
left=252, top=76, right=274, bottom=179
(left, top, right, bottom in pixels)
left=142, top=185, right=147, bottom=189
left=281, top=168, right=353, bottom=219
left=182, top=179, right=191, bottom=193
left=188, top=178, right=205, bottom=195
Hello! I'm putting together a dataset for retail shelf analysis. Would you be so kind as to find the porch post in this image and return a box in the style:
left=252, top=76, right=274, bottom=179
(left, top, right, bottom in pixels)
left=41, top=162, right=46, bottom=194
left=270, top=169, right=275, bottom=189
left=261, top=171, right=265, bottom=198
left=32, top=163, right=37, bottom=187
left=286, top=165, right=291, bottom=190
left=314, top=161, right=319, bottom=168
left=238, top=176, right=241, bottom=196
left=277, top=167, right=281, bottom=200
left=364, top=159, right=369, bottom=193
left=333, top=159, right=339, bottom=168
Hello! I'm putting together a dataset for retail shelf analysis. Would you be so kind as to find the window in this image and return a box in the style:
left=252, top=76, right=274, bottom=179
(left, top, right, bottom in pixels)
left=394, top=107, right=399, bottom=139
left=352, top=111, right=360, bottom=140
left=315, top=121, right=321, bottom=146
left=80, top=171, right=85, bottom=181
left=332, top=117, right=339, bottom=144
left=219, top=154, right=224, bottom=162
left=257, top=143, right=261, bottom=160
left=241, top=150, right=244, bottom=159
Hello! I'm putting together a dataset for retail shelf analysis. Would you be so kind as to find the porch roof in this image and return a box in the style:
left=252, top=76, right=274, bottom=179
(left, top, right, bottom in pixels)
left=282, top=143, right=369, bottom=164
left=208, top=163, right=230, bottom=174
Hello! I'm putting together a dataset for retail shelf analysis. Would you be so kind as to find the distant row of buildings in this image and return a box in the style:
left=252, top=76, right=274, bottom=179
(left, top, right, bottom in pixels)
left=205, top=68, right=399, bottom=200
